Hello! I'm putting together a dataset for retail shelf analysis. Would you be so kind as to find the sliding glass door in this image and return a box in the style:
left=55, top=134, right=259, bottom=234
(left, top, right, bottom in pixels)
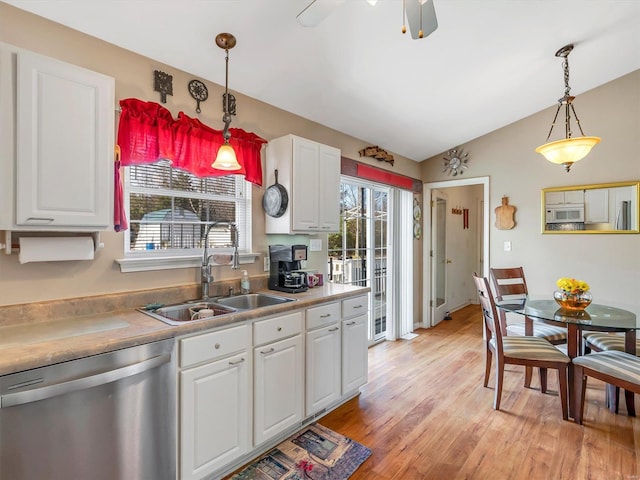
left=328, top=179, right=390, bottom=343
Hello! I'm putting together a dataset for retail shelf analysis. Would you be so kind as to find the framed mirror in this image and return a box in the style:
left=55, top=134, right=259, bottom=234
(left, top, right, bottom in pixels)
left=541, top=181, right=639, bottom=234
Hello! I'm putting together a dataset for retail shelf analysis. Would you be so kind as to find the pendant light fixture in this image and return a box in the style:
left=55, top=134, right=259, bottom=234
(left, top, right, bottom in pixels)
left=535, top=44, right=600, bottom=172
left=212, top=32, right=242, bottom=171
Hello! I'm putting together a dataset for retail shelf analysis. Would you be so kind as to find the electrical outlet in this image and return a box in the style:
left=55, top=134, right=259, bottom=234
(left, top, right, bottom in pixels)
left=263, top=256, right=270, bottom=272
left=504, top=241, right=512, bottom=252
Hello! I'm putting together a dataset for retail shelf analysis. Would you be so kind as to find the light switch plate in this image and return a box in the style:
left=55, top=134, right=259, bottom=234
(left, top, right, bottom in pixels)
left=504, top=241, right=512, bottom=252
left=309, top=239, right=322, bottom=251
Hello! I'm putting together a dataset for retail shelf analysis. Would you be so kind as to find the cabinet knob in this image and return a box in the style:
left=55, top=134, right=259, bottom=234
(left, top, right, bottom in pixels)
left=346, top=321, right=356, bottom=326
left=329, top=327, right=339, bottom=332
left=228, top=358, right=245, bottom=366
left=260, top=348, right=275, bottom=355
left=320, top=314, right=331, bottom=318
left=353, top=305, right=363, bottom=309
left=214, top=343, right=221, bottom=349
left=277, top=326, right=282, bottom=331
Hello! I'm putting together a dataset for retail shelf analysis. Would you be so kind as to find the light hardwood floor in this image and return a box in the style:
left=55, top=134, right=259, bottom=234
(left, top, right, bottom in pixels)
left=319, top=304, right=640, bottom=480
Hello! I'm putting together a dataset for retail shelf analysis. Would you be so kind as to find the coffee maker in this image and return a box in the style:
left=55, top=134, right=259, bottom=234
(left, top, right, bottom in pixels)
left=268, top=244, right=308, bottom=293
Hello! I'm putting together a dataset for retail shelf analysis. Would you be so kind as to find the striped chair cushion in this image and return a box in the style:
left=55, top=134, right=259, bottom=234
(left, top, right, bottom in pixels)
left=583, top=332, right=640, bottom=353
left=507, top=322, right=567, bottom=343
left=490, top=336, right=570, bottom=362
left=573, top=351, right=640, bottom=386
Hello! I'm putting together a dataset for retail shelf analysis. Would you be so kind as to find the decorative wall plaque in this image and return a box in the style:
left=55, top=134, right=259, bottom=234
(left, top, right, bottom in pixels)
left=153, top=70, right=173, bottom=104
left=188, top=79, right=208, bottom=113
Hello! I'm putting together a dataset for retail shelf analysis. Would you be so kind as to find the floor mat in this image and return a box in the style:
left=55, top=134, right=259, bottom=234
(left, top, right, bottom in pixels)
left=231, top=422, right=371, bottom=480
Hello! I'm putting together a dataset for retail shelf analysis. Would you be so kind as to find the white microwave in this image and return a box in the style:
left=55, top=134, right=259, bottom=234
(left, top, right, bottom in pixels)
left=545, top=205, right=585, bottom=223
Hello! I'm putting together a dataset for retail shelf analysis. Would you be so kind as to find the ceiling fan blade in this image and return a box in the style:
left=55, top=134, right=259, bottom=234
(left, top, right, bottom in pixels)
left=406, top=0, right=438, bottom=40
left=296, top=0, right=346, bottom=27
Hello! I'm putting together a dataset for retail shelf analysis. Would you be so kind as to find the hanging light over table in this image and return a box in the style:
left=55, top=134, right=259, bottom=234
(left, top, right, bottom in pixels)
left=212, top=32, right=242, bottom=171
left=535, top=44, right=600, bottom=172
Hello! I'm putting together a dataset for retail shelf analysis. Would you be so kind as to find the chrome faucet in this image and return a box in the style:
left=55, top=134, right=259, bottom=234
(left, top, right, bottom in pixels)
left=201, top=221, right=240, bottom=300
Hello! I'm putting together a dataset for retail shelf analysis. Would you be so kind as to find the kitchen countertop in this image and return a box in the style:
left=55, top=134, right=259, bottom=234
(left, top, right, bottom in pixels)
left=0, top=283, right=369, bottom=376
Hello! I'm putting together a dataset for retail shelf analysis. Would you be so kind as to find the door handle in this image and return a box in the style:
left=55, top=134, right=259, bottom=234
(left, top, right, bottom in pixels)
left=446, top=259, right=452, bottom=264
left=1, top=353, right=171, bottom=408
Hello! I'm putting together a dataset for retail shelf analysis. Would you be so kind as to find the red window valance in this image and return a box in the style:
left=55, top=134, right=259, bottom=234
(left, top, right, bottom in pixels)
left=117, top=98, right=266, bottom=186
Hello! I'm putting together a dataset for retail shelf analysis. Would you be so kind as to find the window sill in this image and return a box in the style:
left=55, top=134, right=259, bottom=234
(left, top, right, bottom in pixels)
left=115, top=252, right=260, bottom=273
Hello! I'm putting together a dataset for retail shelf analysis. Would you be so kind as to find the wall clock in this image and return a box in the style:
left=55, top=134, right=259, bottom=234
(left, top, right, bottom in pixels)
left=188, top=79, right=208, bottom=113
left=443, top=148, right=469, bottom=176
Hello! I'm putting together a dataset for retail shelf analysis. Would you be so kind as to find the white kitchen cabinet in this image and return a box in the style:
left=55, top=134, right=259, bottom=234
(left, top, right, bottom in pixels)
left=179, top=325, right=251, bottom=480
left=0, top=42, right=114, bottom=231
left=265, top=134, right=340, bottom=234
left=305, top=302, right=342, bottom=416
left=585, top=188, right=609, bottom=224
left=545, top=190, right=584, bottom=205
left=342, top=296, right=369, bottom=395
left=253, top=312, right=304, bottom=446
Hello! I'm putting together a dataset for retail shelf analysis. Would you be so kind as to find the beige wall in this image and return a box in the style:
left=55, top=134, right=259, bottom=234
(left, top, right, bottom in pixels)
left=421, top=69, right=640, bottom=317
left=0, top=4, right=421, bottom=306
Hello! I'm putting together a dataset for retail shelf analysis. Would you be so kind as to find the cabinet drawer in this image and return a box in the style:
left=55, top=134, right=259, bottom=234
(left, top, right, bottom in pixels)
left=306, top=302, right=341, bottom=330
left=342, top=295, right=368, bottom=318
left=254, top=311, right=302, bottom=346
left=180, top=324, right=248, bottom=368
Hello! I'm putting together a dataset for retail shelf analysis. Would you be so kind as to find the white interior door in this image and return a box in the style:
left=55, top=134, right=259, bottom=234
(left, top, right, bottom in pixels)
left=431, top=189, right=449, bottom=326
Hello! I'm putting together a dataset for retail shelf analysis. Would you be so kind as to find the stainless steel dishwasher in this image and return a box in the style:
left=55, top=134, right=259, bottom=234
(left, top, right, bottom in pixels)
left=0, top=338, right=176, bottom=480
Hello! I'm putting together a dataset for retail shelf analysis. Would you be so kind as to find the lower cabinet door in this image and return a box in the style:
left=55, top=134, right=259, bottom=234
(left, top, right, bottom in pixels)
left=306, top=324, right=341, bottom=416
left=180, top=352, right=250, bottom=480
left=342, top=314, right=369, bottom=395
left=254, top=335, right=303, bottom=446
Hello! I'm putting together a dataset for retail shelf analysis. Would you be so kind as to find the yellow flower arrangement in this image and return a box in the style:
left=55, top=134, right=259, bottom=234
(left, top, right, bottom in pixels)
left=556, top=277, right=590, bottom=294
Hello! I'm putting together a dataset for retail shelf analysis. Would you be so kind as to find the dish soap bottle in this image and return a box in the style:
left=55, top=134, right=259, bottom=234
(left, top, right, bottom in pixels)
left=241, top=270, right=250, bottom=294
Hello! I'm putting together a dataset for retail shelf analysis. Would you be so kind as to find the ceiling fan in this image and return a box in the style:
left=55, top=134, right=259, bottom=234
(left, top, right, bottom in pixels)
left=296, top=0, right=438, bottom=40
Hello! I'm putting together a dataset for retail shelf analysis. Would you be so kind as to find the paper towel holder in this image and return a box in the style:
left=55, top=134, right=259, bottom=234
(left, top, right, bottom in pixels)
left=2, top=231, right=104, bottom=256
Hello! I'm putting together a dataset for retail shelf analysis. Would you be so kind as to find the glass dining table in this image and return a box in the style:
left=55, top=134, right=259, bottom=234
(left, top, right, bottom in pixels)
left=497, top=298, right=638, bottom=418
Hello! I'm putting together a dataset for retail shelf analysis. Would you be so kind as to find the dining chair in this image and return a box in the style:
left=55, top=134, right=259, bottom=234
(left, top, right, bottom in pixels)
left=473, top=274, right=570, bottom=420
left=573, top=350, right=640, bottom=424
left=489, top=267, right=568, bottom=345
left=582, top=332, right=640, bottom=412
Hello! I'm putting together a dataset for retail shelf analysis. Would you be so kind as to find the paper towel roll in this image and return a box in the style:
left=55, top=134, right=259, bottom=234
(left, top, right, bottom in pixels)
left=18, top=237, right=95, bottom=264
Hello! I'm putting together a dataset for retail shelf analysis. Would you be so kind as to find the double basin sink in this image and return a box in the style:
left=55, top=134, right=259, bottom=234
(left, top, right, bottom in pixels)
left=140, top=293, right=296, bottom=326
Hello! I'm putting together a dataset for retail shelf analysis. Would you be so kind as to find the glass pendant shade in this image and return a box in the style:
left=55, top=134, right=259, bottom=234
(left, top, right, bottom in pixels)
left=212, top=142, right=241, bottom=170
left=536, top=44, right=600, bottom=172
left=535, top=136, right=601, bottom=170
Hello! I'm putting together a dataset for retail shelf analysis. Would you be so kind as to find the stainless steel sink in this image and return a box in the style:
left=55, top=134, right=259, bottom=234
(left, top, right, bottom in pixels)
left=215, top=293, right=296, bottom=310
left=139, top=302, right=236, bottom=326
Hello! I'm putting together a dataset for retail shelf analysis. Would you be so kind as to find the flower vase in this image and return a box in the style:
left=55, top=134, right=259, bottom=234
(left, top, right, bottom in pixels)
left=553, top=290, right=593, bottom=311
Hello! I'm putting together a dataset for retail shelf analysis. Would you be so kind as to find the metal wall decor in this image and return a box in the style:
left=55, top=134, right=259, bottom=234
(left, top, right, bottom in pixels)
left=442, top=147, right=469, bottom=176
left=223, top=92, right=237, bottom=116
left=188, top=79, right=208, bottom=113
left=153, top=70, right=173, bottom=103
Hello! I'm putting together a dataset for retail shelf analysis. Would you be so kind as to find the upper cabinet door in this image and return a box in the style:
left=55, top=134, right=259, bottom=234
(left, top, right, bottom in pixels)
left=291, top=136, right=320, bottom=231
left=16, top=50, right=114, bottom=229
left=317, top=144, right=340, bottom=231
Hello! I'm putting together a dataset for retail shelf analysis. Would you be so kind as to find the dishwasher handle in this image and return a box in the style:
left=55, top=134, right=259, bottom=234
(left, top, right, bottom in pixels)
left=1, top=353, right=171, bottom=408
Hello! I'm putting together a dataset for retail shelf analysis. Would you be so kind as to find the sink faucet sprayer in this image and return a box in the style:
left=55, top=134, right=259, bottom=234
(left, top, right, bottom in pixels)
left=201, top=221, right=240, bottom=300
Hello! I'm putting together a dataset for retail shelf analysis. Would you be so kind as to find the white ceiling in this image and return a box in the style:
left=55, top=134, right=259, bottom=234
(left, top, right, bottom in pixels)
left=4, top=0, right=640, bottom=161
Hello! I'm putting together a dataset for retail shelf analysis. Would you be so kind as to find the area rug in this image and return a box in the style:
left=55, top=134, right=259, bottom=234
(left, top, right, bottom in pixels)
left=231, top=423, right=371, bottom=480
